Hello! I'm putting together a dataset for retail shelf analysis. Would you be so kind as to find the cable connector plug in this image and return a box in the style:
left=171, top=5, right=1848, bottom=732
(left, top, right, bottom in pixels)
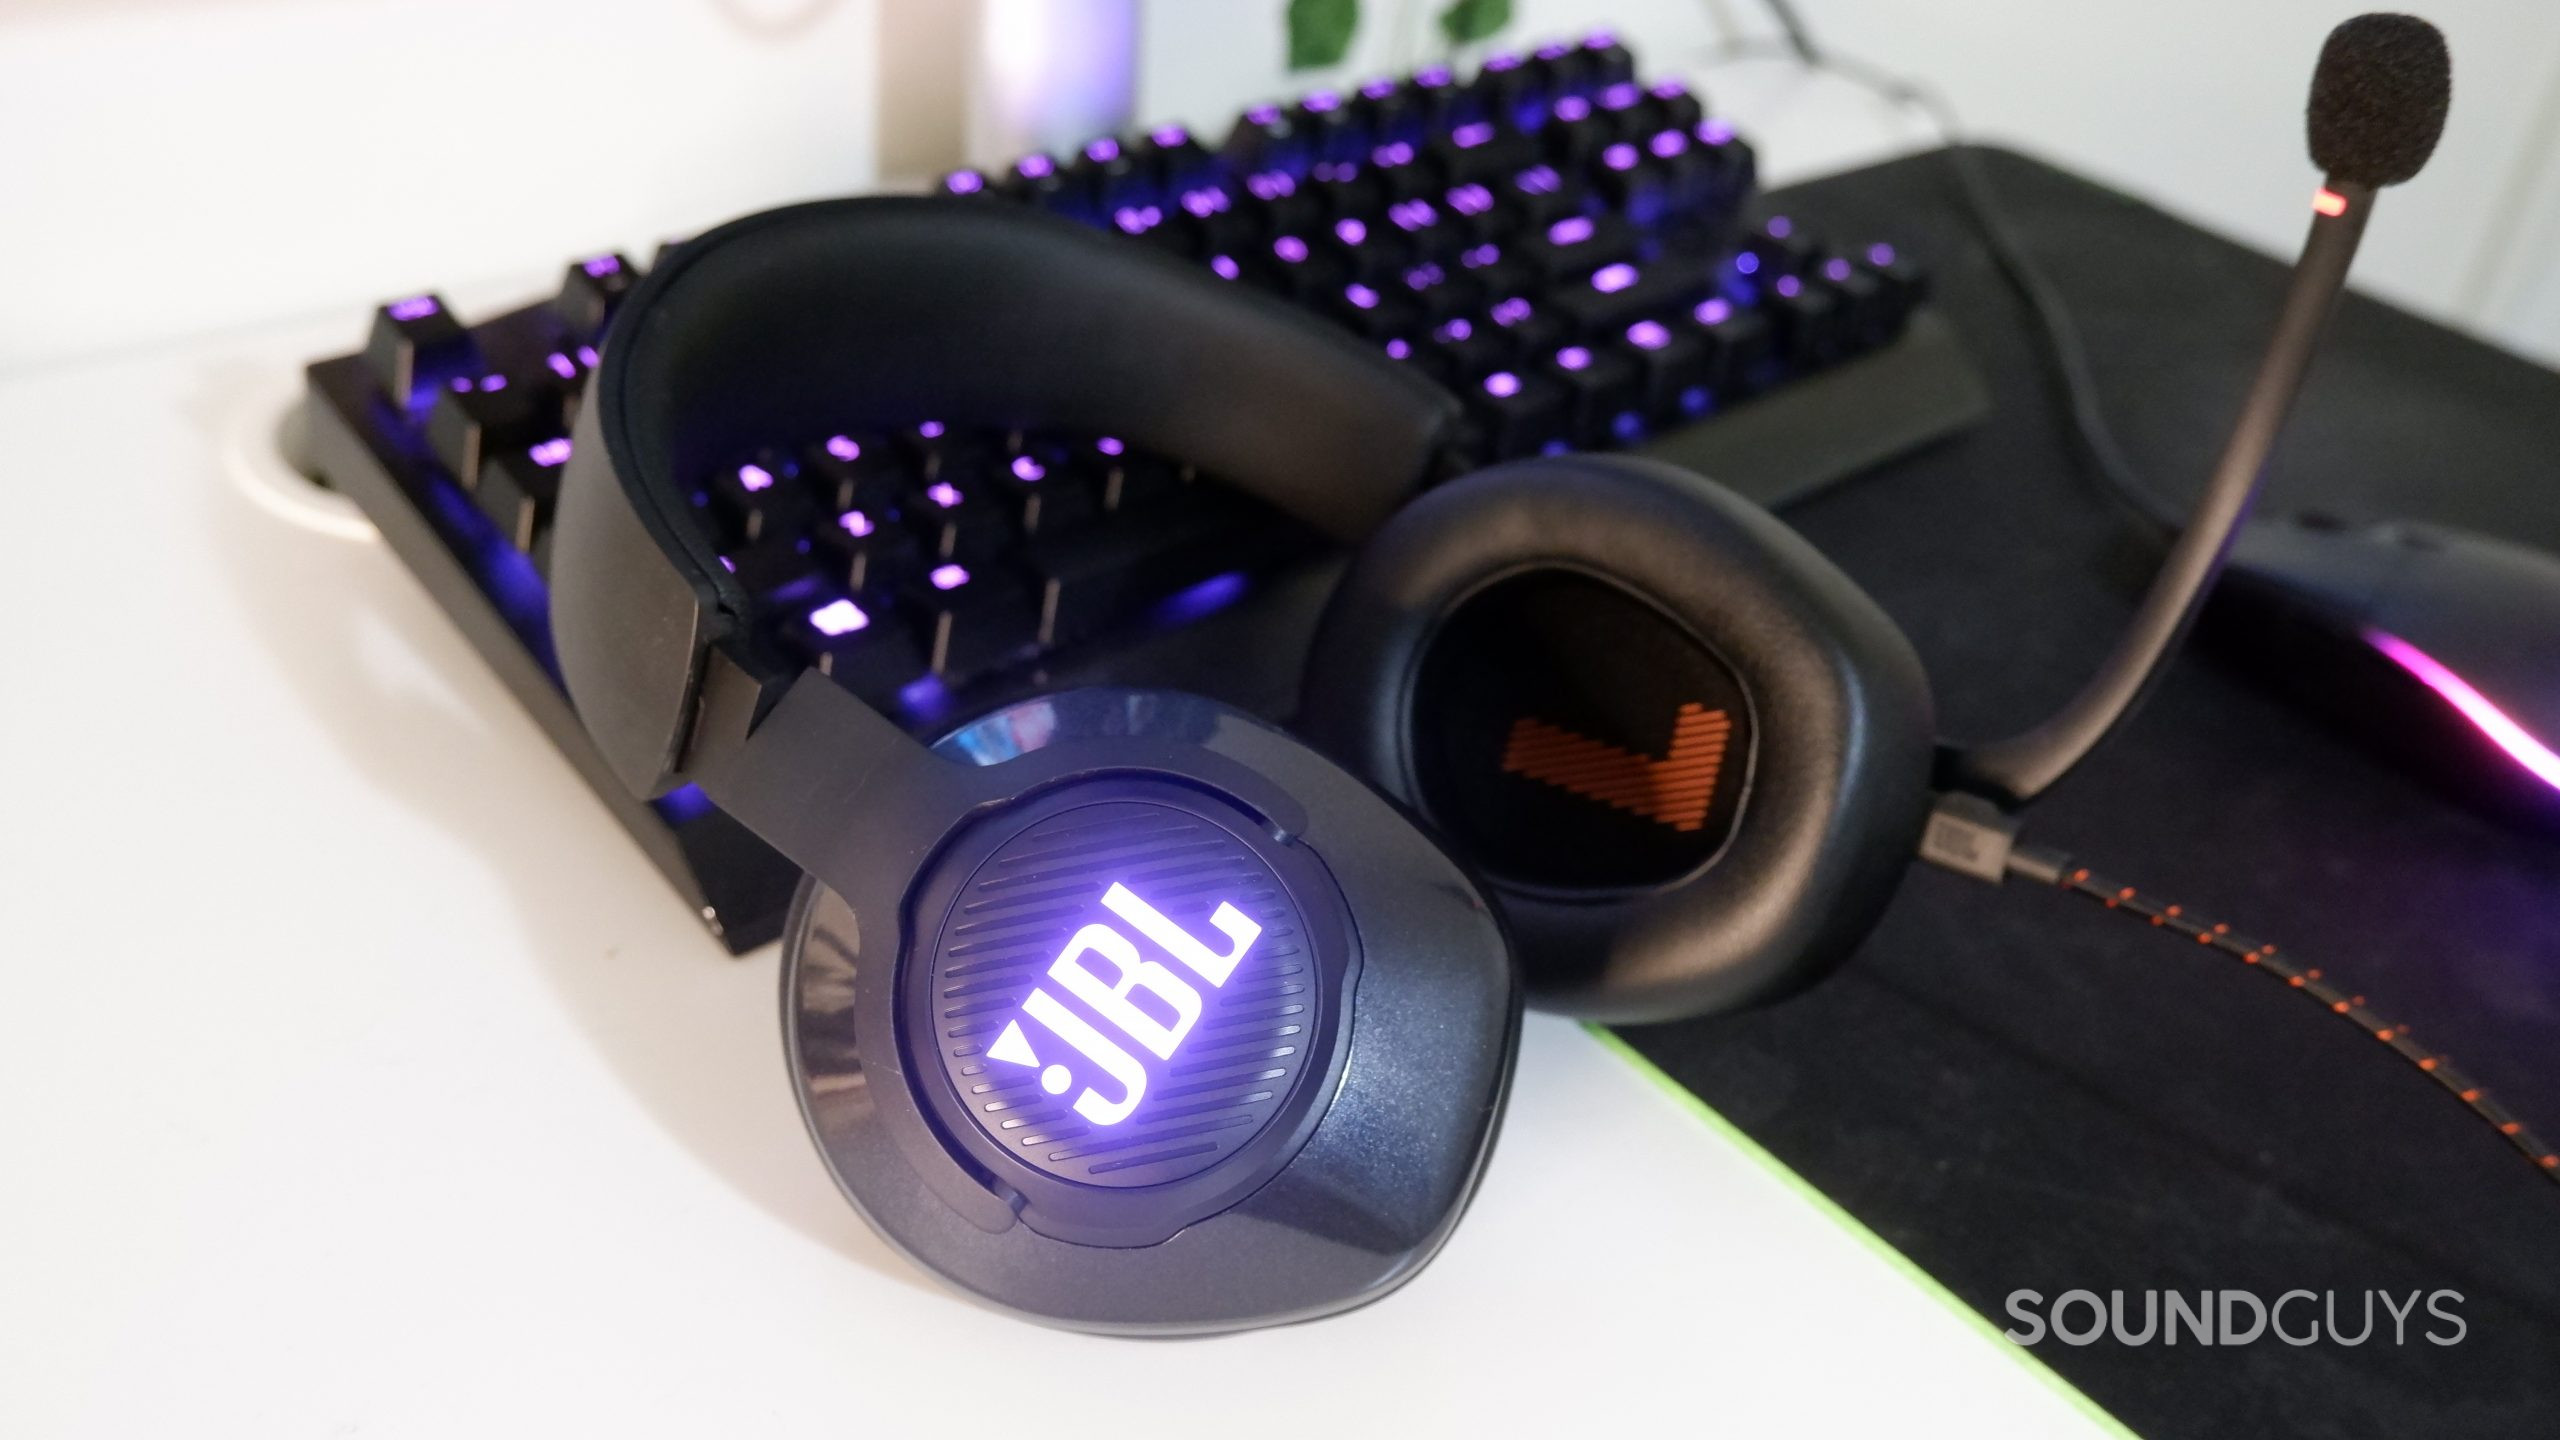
left=1916, top=792, right=2021, bottom=883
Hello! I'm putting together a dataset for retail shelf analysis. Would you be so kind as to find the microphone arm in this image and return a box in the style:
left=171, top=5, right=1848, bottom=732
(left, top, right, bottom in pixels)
left=1949, top=178, right=2375, bottom=809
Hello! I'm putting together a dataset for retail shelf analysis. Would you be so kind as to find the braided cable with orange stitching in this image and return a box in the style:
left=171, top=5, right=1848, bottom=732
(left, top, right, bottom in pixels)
left=2005, top=845, right=2560, bottom=1189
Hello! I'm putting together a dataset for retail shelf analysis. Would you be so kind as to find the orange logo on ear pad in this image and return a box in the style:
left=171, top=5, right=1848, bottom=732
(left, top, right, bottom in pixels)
left=1499, top=703, right=1733, bottom=832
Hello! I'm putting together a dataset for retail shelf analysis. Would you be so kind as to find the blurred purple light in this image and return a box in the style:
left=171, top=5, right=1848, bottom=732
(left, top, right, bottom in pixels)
left=529, top=437, right=572, bottom=467
left=1274, top=235, right=1309, bottom=263
left=1547, top=215, right=1594, bottom=245
left=387, top=296, right=438, bottom=321
left=1600, top=83, right=1639, bottom=111
left=546, top=352, right=577, bottom=380
left=918, top=420, right=945, bottom=438
left=926, top=482, right=963, bottom=508
left=1734, top=252, right=1761, bottom=275
left=1085, top=136, right=1121, bottom=163
left=1490, top=296, right=1533, bottom=327
left=1766, top=215, right=1794, bottom=238
left=1699, top=119, right=1736, bottom=146
left=1650, top=129, right=1688, bottom=158
left=1556, top=345, right=1592, bottom=371
left=826, top=434, right=861, bottom=461
left=1602, top=143, right=1638, bottom=172
left=1868, top=242, right=1898, bottom=267
left=811, top=598, right=870, bottom=636
left=737, top=463, right=774, bottom=492
left=1552, top=95, right=1591, bottom=123
left=1448, top=183, right=1494, bottom=215
left=1011, top=454, right=1045, bottom=482
left=1096, top=436, right=1125, bottom=456
left=1592, top=263, right=1638, bottom=293
left=1484, top=371, right=1522, bottom=397
left=1626, top=320, right=1672, bottom=351
left=1335, top=217, right=1368, bottom=245
left=1695, top=298, right=1734, bottom=325
left=839, top=510, right=875, bottom=537
left=1518, top=164, right=1563, bottom=194
left=1374, top=140, right=1416, bottom=167
left=1452, top=121, right=1495, bottom=149
left=1209, top=254, right=1241, bottom=280
left=1016, top=153, right=1055, bottom=179
left=1304, top=89, right=1340, bottom=112
left=930, top=563, right=970, bottom=591
left=1823, top=257, right=1854, bottom=283
left=1345, top=283, right=1381, bottom=310
left=1774, top=275, right=1803, bottom=298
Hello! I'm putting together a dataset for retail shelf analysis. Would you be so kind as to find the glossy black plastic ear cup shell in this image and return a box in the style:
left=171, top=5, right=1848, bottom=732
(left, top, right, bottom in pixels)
left=1300, top=455, right=1936, bottom=1023
left=780, top=690, right=1520, bottom=1334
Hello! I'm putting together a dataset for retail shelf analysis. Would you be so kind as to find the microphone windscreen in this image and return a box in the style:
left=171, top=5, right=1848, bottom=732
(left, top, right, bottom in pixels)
left=2307, top=13, right=2451, bottom=186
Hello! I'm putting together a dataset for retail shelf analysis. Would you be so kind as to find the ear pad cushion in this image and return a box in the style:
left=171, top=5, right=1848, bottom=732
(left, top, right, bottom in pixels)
left=1299, top=454, right=1936, bottom=1023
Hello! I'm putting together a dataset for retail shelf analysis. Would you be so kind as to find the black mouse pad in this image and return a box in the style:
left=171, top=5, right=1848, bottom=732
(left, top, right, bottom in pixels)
left=1611, top=148, right=2560, bottom=1440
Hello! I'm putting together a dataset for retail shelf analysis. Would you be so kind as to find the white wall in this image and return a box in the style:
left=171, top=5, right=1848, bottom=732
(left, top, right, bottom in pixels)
left=1136, top=0, right=2560, bottom=367
left=0, top=0, right=884, bottom=374
left=4, top=0, right=2557, bottom=372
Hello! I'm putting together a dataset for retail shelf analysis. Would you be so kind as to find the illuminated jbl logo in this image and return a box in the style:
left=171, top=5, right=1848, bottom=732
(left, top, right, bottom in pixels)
left=983, top=883, right=1263, bottom=1127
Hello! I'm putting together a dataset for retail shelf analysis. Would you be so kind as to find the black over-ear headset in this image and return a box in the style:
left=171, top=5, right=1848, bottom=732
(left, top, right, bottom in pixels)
left=550, top=196, right=1936, bottom=1333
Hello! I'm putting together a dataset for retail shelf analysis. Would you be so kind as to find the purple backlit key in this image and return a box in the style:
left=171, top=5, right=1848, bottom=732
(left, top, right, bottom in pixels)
left=363, top=293, right=476, bottom=406
left=554, top=252, right=636, bottom=341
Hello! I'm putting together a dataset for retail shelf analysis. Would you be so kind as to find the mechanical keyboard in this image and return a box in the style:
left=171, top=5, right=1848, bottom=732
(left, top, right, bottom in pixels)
left=294, top=33, right=1987, bottom=950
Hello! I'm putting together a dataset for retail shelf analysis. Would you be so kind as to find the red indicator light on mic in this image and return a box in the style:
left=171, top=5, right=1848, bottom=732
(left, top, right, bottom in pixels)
left=2312, top=187, right=2350, bottom=217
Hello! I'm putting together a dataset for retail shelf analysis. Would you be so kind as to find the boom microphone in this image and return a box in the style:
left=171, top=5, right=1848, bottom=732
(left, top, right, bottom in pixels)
left=1951, top=12, right=2452, bottom=807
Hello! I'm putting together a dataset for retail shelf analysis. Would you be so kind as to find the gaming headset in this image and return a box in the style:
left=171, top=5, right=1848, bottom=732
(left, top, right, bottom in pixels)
left=545, top=13, right=2470, bottom=1336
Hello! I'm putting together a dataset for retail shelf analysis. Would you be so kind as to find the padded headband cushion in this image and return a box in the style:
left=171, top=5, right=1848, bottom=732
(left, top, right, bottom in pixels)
left=551, top=195, right=1461, bottom=797
left=1298, top=455, right=1938, bottom=1022
left=595, top=195, right=1461, bottom=621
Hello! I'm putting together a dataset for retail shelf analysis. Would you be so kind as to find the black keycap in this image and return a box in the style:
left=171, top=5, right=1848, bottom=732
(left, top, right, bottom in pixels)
left=1766, top=273, right=1848, bottom=368
left=554, top=252, right=636, bottom=341
left=800, top=432, right=908, bottom=512
left=1690, top=296, right=1775, bottom=393
left=995, top=448, right=1100, bottom=536
left=1740, top=216, right=1818, bottom=279
left=1592, top=81, right=1648, bottom=142
left=1237, top=168, right=1323, bottom=239
left=425, top=375, right=548, bottom=488
left=903, top=470, right=1012, bottom=561
left=996, top=152, right=1068, bottom=207
left=1023, top=490, right=1262, bottom=647
left=807, top=506, right=916, bottom=592
left=363, top=294, right=476, bottom=405
left=1467, top=366, right=1570, bottom=459
left=789, top=594, right=926, bottom=710
left=906, top=561, right=1039, bottom=679
left=1220, top=102, right=1301, bottom=174
left=1136, top=121, right=1213, bottom=190
left=1348, top=74, right=1413, bottom=139
left=1295, top=89, right=1364, bottom=163
left=1521, top=39, right=1590, bottom=98
left=1334, top=277, right=1423, bottom=338
left=1618, top=317, right=1711, bottom=415
left=1484, top=294, right=1570, bottom=357
left=1426, top=312, right=1519, bottom=384
left=707, top=453, right=814, bottom=547
left=1504, top=163, right=1580, bottom=228
left=1540, top=341, right=1644, bottom=444
left=1539, top=93, right=1609, bottom=170
left=1514, top=212, right=1635, bottom=283
left=1428, top=118, right=1530, bottom=186
left=1091, top=438, right=1186, bottom=513
left=1546, top=255, right=1712, bottom=337
left=475, top=441, right=569, bottom=555
left=1580, top=34, right=1638, bottom=90
left=1642, top=78, right=1705, bottom=133
left=1810, top=255, right=1894, bottom=347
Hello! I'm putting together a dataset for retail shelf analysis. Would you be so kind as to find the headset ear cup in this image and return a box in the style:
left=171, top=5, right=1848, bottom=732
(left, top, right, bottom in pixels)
left=1301, top=454, right=1937, bottom=1023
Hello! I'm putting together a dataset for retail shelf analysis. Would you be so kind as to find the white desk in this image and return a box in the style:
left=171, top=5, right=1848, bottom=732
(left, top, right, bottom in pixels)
left=0, top=309, right=2122, bottom=1437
